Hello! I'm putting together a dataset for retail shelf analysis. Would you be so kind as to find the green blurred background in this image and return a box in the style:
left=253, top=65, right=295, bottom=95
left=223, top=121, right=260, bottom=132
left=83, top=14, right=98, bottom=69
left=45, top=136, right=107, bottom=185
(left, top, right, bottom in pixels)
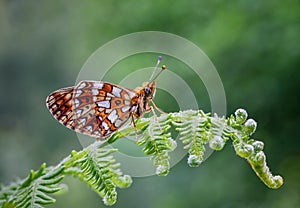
left=0, top=0, right=299, bottom=207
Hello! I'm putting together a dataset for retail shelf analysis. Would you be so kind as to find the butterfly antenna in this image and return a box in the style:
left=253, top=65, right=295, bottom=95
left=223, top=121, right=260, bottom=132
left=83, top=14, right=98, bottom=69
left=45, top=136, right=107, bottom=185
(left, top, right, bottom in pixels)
left=148, top=56, right=162, bottom=83
left=148, top=56, right=166, bottom=83
left=150, top=65, right=167, bottom=82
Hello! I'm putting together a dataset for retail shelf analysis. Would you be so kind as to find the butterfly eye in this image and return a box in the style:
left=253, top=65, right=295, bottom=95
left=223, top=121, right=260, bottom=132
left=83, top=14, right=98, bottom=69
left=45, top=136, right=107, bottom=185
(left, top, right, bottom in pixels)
left=144, top=87, right=151, bottom=96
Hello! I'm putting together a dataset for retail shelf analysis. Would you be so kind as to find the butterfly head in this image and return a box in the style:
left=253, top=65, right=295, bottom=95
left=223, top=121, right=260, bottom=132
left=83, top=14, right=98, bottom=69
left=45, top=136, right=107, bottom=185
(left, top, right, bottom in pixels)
left=142, top=80, right=156, bottom=99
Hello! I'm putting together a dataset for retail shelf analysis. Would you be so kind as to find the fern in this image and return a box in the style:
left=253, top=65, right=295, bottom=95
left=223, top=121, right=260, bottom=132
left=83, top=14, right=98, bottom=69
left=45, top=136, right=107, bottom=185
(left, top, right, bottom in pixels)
left=137, top=114, right=176, bottom=176
left=172, top=110, right=211, bottom=167
left=0, top=109, right=284, bottom=207
left=66, top=144, right=132, bottom=205
left=0, top=163, right=64, bottom=208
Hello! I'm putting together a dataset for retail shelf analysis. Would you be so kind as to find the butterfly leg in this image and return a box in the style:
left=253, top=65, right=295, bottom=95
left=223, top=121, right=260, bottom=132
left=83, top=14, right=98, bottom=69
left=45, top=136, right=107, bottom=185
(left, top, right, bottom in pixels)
left=131, top=114, right=139, bottom=142
left=150, top=106, right=163, bottom=133
left=151, top=100, right=166, bottom=114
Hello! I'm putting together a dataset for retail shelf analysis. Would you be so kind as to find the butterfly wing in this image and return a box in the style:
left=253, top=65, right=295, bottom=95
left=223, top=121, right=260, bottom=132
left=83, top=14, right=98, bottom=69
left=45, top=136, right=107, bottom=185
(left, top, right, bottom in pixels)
left=46, top=80, right=136, bottom=138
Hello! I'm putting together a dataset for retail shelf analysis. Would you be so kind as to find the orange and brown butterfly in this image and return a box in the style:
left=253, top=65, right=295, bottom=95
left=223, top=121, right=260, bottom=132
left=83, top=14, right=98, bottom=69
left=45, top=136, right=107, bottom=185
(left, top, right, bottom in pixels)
left=46, top=56, right=166, bottom=139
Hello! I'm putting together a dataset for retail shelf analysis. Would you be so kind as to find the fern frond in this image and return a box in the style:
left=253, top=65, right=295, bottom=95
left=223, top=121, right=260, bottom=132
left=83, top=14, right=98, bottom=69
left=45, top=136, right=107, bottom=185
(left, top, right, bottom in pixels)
left=171, top=110, right=211, bottom=167
left=223, top=109, right=283, bottom=188
left=66, top=142, right=132, bottom=206
left=0, top=180, right=20, bottom=208
left=169, top=109, right=282, bottom=188
left=0, top=163, right=64, bottom=208
left=137, top=114, right=176, bottom=176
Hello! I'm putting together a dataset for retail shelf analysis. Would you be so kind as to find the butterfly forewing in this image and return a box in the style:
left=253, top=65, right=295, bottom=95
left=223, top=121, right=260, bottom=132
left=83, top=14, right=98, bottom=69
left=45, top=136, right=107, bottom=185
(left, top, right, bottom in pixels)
left=46, top=80, right=136, bottom=138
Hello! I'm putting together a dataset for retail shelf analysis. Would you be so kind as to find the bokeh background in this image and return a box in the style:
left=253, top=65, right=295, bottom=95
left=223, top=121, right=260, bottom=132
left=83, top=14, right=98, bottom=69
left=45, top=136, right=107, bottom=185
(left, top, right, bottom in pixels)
left=1, top=0, right=299, bottom=207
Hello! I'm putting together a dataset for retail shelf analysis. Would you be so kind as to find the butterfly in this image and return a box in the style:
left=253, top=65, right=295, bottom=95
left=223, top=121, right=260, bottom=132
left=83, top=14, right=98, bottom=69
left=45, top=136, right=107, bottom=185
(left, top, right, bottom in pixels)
left=46, top=56, right=166, bottom=139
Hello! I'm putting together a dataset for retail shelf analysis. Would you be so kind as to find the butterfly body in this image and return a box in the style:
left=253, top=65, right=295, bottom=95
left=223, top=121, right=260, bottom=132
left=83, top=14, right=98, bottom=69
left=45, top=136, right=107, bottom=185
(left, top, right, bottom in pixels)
left=130, top=81, right=156, bottom=118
